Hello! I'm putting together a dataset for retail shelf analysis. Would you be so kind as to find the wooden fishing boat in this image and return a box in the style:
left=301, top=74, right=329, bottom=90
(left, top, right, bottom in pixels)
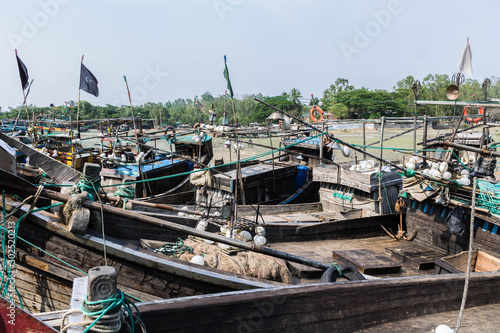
left=0, top=185, right=280, bottom=315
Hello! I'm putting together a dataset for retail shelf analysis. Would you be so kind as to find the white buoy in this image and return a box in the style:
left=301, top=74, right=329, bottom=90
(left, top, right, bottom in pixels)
left=52, top=150, right=58, bottom=158
left=423, top=169, right=431, bottom=175
left=240, top=230, right=252, bottom=241
left=442, top=171, right=452, bottom=180
left=461, top=169, right=470, bottom=176
left=431, top=169, right=441, bottom=178
left=220, top=225, right=228, bottom=234
left=406, top=162, right=416, bottom=170
left=254, top=235, right=267, bottom=246
left=439, top=162, right=448, bottom=173
left=435, top=325, right=454, bottom=333
left=256, top=226, right=266, bottom=236
left=190, top=255, right=205, bottom=265
left=460, top=177, right=471, bottom=186
left=341, top=146, right=351, bottom=157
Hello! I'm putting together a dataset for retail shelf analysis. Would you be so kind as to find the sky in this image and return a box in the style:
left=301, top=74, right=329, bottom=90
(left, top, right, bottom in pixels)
left=1, top=0, right=499, bottom=111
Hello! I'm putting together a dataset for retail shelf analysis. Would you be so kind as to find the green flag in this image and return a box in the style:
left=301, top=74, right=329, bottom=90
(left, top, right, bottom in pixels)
left=223, top=55, right=234, bottom=99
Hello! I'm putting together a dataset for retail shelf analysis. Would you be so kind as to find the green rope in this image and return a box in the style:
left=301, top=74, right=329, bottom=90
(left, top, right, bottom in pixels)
left=154, top=238, right=194, bottom=258
left=77, top=175, right=101, bottom=201
left=114, top=185, right=135, bottom=199
left=329, top=263, right=343, bottom=277
left=453, top=151, right=471, bottom=172
left=114, top=185, right=135, bottom=209
left=397, top=169, right=416, bottom=178
left=81, top=289, right=140, bottom=333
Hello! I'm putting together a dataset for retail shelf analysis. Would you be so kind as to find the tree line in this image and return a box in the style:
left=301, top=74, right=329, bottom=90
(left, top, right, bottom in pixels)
left=4, top=74, right=500, bottom=126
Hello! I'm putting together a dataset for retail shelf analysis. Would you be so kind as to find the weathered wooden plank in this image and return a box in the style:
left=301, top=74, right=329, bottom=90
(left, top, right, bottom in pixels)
left=285, top=250, right=326, bottom=278
left=385, top=244, right=446, bottom=270
left=296, top=213, right=399, bottom=235
left=332, top=249, right=401, bottom=274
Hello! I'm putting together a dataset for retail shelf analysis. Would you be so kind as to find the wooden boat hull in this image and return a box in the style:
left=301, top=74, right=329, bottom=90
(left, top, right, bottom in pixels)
left=134, top=271, right=500, bottom=332
left=0, top=199, right=278, bottom=314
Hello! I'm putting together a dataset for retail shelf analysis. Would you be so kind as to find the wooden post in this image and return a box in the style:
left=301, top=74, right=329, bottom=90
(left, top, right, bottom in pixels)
left=413, top=111, right=417, bottom=151
left=423, top=115, right=428, bottom=167
left=320, top=122, right=325, bottom=160
left=76, top=55, right=84, bottom=141
left=362, top=122, right=366, bottom=159
left=124, top=75, right=139, bottom=146
left=378, top=117, right=385, bottom=214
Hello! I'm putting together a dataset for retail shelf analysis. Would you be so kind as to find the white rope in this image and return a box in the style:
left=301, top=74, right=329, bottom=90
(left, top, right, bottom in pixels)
left=455, top=176, right=477, bottom=332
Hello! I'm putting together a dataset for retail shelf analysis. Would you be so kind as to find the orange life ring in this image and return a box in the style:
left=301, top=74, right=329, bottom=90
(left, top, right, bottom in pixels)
left=193, top=122, right=201, bottom=129
left=463, top=106, right=484, bottom=123
left=310, top=106, right=324, bottom=122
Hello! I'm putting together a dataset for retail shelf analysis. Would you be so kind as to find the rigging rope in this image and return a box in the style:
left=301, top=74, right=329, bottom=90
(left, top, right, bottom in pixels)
left=455, top=176, right=477, bottom=332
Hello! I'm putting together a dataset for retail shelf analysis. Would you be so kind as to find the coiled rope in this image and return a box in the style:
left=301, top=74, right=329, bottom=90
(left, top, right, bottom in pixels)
left=60, top=289, right=145, bottom=333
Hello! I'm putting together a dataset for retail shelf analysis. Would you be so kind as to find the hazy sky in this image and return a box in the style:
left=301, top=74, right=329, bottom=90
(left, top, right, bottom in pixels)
left=1, top=0, right=498, bottom=110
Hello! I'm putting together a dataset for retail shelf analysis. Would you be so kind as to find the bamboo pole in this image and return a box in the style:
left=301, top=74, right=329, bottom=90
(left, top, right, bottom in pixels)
left=124, top=75, right=139, bottom=144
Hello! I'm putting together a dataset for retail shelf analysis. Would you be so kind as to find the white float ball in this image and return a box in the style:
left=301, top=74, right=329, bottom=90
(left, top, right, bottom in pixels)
left=256, top=226, right=266, bottom=236
left=461, top=169, right=470, bottom=176
left=460, top=177, right=471, bottom=186
left=442, top=171, right=452, bottom=180
left=190, top=255, right=205, bottom=265
left=254, top=235, right=267, bottom=246
left=435, top=325, right=454, bottom=333
left=406, top=162, right=416, bottom=170
left=431, top=170, right=441, bottom=178
left=240, top=230, right=252, bottom=241
left=423, top=169, right=431, bottom=175
left=341, top=146, right=351, bottom=157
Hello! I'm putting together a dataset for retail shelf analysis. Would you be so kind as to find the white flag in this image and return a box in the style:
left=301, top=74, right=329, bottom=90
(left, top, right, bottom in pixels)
left=457, top=38, right=473, bottom=76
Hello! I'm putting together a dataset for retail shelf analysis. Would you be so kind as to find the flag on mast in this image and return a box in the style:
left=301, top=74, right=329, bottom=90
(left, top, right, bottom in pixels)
left=457, top=38, right=473, bottom=76
left=15, top=50, right=29, bottom=90
left=79, top=63, right=99, bottom=97
left=223, top=55, right=234, bottom=99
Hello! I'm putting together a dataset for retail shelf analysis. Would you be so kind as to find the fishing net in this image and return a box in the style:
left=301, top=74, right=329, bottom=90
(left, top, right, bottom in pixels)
left=178, top=238, right=293, bottom=284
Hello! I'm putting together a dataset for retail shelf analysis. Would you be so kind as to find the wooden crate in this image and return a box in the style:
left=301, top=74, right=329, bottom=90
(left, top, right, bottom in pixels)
left=434, top=250, right=500, bottom=274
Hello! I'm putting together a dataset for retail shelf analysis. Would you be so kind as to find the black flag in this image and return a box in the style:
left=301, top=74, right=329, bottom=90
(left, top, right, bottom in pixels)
left=16, top=50, right=29, bottom=90
left=79, top=63, right=99, bottom=97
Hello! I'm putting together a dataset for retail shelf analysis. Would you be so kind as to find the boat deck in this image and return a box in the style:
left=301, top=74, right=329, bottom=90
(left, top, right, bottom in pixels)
left=359, top=302, right=500, bottom=333
left=271, top=236, right=446, bottom=282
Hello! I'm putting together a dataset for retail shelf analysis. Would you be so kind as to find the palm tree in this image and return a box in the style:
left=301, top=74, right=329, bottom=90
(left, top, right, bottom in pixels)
left=290, top=88, right=302, bottom=105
